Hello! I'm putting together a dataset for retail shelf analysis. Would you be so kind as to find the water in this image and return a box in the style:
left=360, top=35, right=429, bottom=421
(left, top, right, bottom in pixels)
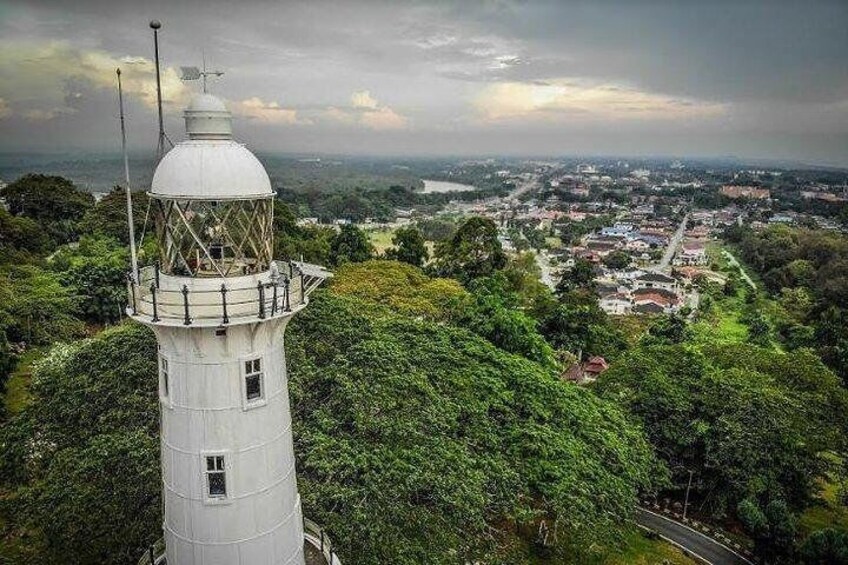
left=421, top=179, right=477, bottom=193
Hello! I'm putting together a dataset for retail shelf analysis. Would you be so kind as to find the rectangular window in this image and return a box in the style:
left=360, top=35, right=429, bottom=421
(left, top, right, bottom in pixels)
left=205, top=455, right=227, bottom=498
left=159, top=355, right=169, bottom=400
left=244, top=357, right=263, bottom=403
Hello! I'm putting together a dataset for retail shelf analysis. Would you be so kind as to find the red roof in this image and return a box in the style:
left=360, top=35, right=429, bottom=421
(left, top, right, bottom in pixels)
left=584, top=356, right=609, bottom=374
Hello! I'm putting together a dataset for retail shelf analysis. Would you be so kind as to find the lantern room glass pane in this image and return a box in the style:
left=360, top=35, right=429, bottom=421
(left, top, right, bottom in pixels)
left=154, top=197, right=274, bottom=277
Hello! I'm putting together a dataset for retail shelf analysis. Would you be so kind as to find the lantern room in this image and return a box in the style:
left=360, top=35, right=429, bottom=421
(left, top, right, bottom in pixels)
left=149, top=94, right=274, bottom=277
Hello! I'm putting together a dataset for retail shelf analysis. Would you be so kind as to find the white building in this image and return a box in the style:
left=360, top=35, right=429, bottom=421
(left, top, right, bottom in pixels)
left=129, top=94, right=337, bottom=565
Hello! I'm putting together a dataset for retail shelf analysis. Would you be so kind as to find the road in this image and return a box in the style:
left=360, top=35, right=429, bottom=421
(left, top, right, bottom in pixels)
left=635, top=508, right=751, bottom=565
left=534, top=250, right=556, bottom=290
left=659, top=213, right=689, bottom=270
left=721, top=250, right=756, bottom=289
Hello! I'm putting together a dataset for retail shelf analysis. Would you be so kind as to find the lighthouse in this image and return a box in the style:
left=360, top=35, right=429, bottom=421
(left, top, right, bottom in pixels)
left=128, top=93, right=335, bottom=565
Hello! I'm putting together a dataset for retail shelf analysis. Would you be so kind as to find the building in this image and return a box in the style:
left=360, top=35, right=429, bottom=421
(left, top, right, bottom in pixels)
left=633, top=272, right=678, bottom=292
left=720, top=185, right=770, bottom=200
left=673, top=241, right=707, bottom=266
left=599, top=292, right=632, bottom=315
left=128, top=94, right=337, bottom=565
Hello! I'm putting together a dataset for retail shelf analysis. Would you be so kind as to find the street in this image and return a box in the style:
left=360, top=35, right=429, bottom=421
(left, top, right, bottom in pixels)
left=635, top=508, right=751, bottom=565
left=659, top=213, right=689, bottom=270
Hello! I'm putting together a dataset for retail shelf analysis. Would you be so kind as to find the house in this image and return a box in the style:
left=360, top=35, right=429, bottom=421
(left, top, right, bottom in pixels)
left=632, top=288, right=680, bottom=314
left=563, top=356, right=610, bottom=384
left=673, top=241, right=707, bottom=266
left=599, top=292, right=632, bottom=315
left=634, top=272, right=678, bottom=292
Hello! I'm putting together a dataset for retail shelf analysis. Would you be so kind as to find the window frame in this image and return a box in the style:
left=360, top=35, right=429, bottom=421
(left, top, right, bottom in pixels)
left=239, top=354, right=266, bottom=410
left=158, top=353, right=172, bottom=407
left=200, top=450, right=232, bottom=505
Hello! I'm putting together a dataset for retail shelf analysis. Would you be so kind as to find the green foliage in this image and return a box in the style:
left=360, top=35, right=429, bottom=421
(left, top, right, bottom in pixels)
left=0, top=207, right=52, bottom=262
left=385, top=226, right=429, bottom=267
left=287, top=292, right=659, bottom=564
left=642, top=314, right=691, bottom=345
left=77, top=187, right=150, bottom=245
left=738, top=498, right=797, bottom=561
left=50, top=236, right=129, bottom=324
left=541, top=289, right=627, bottom=360
left=330, top=259, right=469, bottom=320
left=415, top=217, right=456, bottom=242
left=272, top=201, right=334, bottom=264
left=329, top=224, right=374, bottom=266
left=1, top=174, right=94, bottom=245
left=434, top=216, right=506, bottom=283
left=458, top=275, right=558, bottom=370
left=0, top=265, right=84, bottom=346
left=595, top=343, right=848, bottom=522
left=603, top=250, right=632, bottom=271
left=0, top=324, right=160, bottom=563
left=799, top=528, right=848, bottom=564
left=556, top=258, right=596, bottom=294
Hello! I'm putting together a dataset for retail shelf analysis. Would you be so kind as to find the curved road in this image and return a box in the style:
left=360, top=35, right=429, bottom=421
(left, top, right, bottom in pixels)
left=635, top=508, right=751, bottom=565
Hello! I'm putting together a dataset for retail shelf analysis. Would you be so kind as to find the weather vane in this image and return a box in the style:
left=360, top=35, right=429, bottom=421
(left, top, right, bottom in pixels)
left=180, top=54, right=224, bottom=93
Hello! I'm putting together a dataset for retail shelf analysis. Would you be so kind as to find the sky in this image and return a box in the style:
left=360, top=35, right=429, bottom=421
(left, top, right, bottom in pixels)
left=0, top=0, right=846, bottom=165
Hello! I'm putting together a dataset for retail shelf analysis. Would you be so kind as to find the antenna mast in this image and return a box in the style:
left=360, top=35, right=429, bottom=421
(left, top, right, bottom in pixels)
left=116, top=68, right=139, bottom=283
left=150, top=20, right=166, bottom=161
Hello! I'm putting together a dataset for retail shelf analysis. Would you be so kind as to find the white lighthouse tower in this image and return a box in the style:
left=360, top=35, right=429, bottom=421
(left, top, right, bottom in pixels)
left=129, top=94, right=335, bottom=565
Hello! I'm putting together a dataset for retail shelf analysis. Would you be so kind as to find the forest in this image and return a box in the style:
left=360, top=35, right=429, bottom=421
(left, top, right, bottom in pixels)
left=0, top=174, right=847, bottom=564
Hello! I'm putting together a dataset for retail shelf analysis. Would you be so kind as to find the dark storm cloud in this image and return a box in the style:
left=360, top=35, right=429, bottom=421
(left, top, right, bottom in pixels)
left=0, top=0, right=846, bottom=164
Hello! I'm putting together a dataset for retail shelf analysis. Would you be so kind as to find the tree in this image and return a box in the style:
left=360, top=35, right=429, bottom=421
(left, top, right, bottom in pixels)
left=329, top=224, right=374, bottom=266
left=272, top=202, right=334, bottom=265
left=0, top=324, right=160, bottom=563
left=287, top=292, right=659, bottom=563
left=556, top=258, right=596, bottom=295
left=78, top=186, right=150, bottom=245
left=0, top=265, right=84, bottom=346
left=49, top=236, right=129, bottom=324
left=385, top=226, right=429, bottom=267
left=800, top=529, right=848, bottom=564
left=1, top=174, right=94, bottom=244
left=643, top=313, right=691, bottom=345
left=0, top=207, right=52, bottom=262
left=595, top=343, right=848, bottom=521
left=433, top=217, right=506, bottom=284
left=540, top=289, right=627, bottom=359
left=603, top=250, right=631, bottom=271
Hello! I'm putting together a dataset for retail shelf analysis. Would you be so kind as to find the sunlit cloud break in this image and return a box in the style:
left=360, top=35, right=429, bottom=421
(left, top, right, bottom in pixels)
left=475, top=79, right=726, bottom=122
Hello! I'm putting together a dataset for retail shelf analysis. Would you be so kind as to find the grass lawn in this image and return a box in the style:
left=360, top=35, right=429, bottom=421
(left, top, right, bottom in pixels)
left=603, top=530, right=698, bottom=565
left=613, top=314, right=659, bottom=346
left=800, top=459, right=848, bottom=536
left=4, top=347, right=44, bottom=415
left=366, top=228, right=396, bottom=254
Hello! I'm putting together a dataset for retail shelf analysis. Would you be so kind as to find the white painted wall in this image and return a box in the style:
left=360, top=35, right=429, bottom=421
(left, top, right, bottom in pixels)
left=153, top=317, right=305, bottom=565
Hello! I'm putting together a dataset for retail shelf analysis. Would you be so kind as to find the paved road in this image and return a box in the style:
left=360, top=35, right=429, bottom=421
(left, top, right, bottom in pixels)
left=659, top=214, right=689, bottom=270
left=635, top=508, right=751, bottom=565
left=722, top=250, right=756, bottom=289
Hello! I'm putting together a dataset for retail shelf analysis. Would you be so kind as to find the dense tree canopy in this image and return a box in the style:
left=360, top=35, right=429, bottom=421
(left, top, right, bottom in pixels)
left=384, top=225, right=429, bottom=267
left=434, top=216, right=506, bottom=283
left=288, top=292, right=659, bottom=563
left=0, top=174, right=94, bottom=245
left=77, top=187, right=150, bottom=245
left=0, top=324, right=160, bottom=564
left=594, top=343, right=848, bottom=518
left=328, top=224, right=374, bottom=266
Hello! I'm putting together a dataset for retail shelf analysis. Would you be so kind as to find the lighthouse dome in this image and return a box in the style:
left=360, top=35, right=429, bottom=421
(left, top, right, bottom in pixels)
left=150, top=94, right=272, bottom=200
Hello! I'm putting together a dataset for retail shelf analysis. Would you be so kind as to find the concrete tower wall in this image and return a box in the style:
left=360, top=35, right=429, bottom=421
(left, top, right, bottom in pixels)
left=155, top=319, right=304, bottom=565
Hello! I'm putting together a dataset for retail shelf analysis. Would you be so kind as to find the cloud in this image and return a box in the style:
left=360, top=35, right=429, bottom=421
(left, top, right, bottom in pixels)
left=350, top=90, right=379, bottom=109
left=233, top=96, right=304, bottom=124
left=324, top=90, right=408, bottom=130
left=360, top=106, right=407, bottom=130
left=475, top=79, right=726, bottom=122
left=0, top=98, right=10, bottom=119
left=0, top=41, right=190, bottom=121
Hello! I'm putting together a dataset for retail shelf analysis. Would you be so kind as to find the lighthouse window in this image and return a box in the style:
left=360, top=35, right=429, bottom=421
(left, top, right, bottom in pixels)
left=244, top=358, right=263, bottom=402
left=205, top=455, right=227, bottom=498
left=159, top=356, right=170, bottom=400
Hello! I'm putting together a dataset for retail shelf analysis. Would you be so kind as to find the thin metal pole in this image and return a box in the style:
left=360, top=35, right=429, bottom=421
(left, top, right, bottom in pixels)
left=221, top=284, right=229, bottom=324
left=182, top=285, right=191, bottom=325
left=117, top=69, right=139, bottom=284
left=150, top=283, right=159, bottom=322
left=150, top=21, right=165, bottom=161
left=258, top=282, right=266, bottom=319
left=683, top=469, right=694, bottom=519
